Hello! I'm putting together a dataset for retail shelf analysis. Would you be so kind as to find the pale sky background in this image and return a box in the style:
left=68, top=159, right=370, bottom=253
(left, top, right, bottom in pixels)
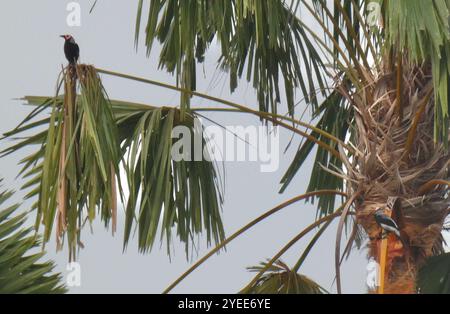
left=2, top=0, right=441, bottom=294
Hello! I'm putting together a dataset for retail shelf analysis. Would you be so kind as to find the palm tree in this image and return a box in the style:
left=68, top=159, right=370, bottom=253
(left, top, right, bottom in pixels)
left=0, top=181, right=66, bottom=293
left=2, top=0, right=450, bottom=293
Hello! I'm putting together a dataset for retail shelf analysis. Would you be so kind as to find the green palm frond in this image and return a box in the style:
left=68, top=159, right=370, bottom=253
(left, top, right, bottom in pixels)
left=381, top=0, right=450, bottom=144
left=279, top=0, right=450, bottom=213
left=0, top=183, right=66, bottom=294
left=417, top=252, right=450, bottom=294
left=2, top=67, right=225, bottom=259
left=135, top=0, right=327, bottom=117
left=118, top=106, right=224, bottom=255
left=21, top=65, right=122, bottom=260
left=241, top=260, right=328, bottom=294
left=280, top=90, right=352, bottom=217
left=134, top=0, right=370, bottom=220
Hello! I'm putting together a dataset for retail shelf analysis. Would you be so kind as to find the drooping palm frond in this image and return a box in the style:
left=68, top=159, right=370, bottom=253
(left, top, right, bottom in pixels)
left=133, top=0, right=370, bottom=222
left=0, top=183, right=66, bottom=294
left=135, top=0, right=327, bottom=117
left=117, top=106, right=225, bottom=255
left=274, top=0, right=380, bottom=217
left=280, top=89, right=352, bottom=216
left=241, top=260, right=328, bottom=294
left=14, top=65, right=123, bottom=260
left=2, top=66, right=225, bottom=259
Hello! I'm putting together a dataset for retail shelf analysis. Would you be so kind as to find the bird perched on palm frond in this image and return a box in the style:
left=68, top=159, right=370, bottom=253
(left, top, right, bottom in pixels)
left=60, top=35, right=80, bottom=65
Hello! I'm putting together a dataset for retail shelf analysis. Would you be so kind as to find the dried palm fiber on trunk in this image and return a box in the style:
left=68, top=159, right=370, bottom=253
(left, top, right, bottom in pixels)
left=338, top=55, right=450, bottom=293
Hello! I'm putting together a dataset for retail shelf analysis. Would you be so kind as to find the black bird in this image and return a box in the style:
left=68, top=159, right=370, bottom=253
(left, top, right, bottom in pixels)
left=60, top=35, right=80, bottom=65
left=374, top=208, right=401, bottom=238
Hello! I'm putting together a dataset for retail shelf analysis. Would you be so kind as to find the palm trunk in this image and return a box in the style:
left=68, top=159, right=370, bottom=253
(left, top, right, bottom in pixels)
left=346, top=54, right=449, bottom=293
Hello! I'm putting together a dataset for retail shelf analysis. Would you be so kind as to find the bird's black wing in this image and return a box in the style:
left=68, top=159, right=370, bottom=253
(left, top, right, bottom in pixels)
left=377, top=215, right=399, bottom=229
left=64, top=42, right=80, bottom=64
left=74, top=43, right=80, bottom=62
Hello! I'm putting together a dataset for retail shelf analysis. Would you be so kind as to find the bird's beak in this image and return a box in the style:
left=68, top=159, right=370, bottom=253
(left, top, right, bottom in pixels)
left=60, top=35, right=65, bottom=39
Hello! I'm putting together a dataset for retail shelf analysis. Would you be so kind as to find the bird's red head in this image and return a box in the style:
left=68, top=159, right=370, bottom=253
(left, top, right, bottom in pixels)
left=60, top=35, right=73, bottom=41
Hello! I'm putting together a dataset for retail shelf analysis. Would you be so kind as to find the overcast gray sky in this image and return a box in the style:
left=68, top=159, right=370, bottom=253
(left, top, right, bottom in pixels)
left=0, top=0, right=373, bottom=294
